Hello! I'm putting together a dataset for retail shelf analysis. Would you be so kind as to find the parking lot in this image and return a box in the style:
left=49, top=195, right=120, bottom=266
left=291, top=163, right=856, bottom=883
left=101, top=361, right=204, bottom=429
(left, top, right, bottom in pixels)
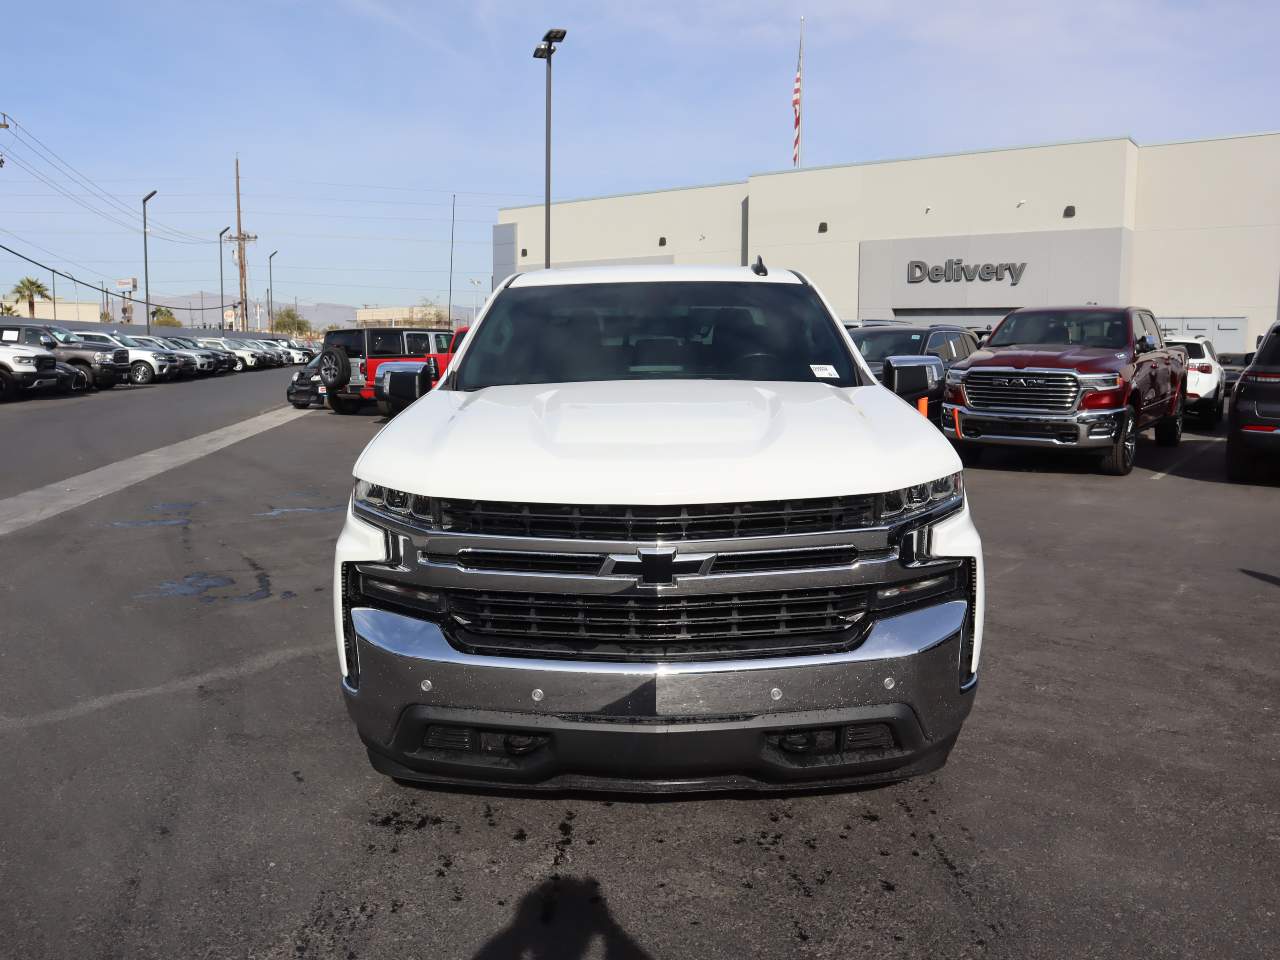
left=1, top=371, right=1276, bottom=960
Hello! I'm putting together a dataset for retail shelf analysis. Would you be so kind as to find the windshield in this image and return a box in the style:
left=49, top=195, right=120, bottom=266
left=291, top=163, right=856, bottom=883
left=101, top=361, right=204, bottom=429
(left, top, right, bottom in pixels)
left=454, top=281, right=862, bottom=390
left=987, top=310, right=1129, bottom=349
left=116, top=336, right=149, bottom=348
left=1256, top=332, right=1280, bottom=366
left=226, top=339, right=250, bottom=349
left=848, top=329, right=926, bottom=363
left=46, top=326, right=80, bottom=344
left=1169, top=340, right=1205, bottom=359
left=168, top=337, right=196, bottom=348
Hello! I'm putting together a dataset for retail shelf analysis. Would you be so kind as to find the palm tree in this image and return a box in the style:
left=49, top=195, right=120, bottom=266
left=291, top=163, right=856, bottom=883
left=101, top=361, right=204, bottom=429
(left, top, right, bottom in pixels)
left=11, top=277, right=51, bottom=318
left=0, top=302, right=18, bottom=316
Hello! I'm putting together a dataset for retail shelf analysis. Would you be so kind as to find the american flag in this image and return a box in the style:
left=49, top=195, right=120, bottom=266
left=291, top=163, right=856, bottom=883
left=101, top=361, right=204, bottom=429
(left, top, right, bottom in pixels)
left=792, top=20, right=804, bottom=167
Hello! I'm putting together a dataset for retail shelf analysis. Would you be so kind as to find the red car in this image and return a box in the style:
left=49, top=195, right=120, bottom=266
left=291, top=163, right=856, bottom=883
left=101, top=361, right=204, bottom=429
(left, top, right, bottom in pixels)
left=318, top=326, right=468, bottom=415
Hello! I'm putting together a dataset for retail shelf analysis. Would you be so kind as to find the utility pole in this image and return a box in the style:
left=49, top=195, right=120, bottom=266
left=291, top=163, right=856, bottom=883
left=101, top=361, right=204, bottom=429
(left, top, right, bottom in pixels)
left=142, top=189, right=157, bottom=334
left=218, top=226, right=230, bottom=329
left=51, top=270, right=57, bottom=322
left=447, top=193, right=455, bottom=328
left=228, top=157, right=257, bottom=330
left=268, top=250, right=277, bottom=331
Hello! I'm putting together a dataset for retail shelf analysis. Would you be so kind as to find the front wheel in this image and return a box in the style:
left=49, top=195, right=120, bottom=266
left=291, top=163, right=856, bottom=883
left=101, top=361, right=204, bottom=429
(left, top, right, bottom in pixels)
left=0, top=369, right=15, bottom=402
left=233, top=357, right=245, bottom=372
left=1155, top=393, right=1184, bottom=447
left=130, top=361, right=155, bottom=385
left=328, top=396, right=363, bottom=415
left=1099, top=408, right=1137, bottom=476
left=1211, top=392, right=1225, bottom=424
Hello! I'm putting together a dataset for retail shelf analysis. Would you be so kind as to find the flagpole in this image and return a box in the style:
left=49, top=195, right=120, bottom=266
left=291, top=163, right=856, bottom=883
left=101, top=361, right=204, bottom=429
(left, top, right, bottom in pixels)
left=798, top=16, right=804, bottom=167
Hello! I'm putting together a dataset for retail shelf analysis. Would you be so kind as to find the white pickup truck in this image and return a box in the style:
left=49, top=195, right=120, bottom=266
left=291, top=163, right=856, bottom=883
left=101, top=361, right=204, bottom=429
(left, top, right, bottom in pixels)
left=334, top=264, right=985, bottom=792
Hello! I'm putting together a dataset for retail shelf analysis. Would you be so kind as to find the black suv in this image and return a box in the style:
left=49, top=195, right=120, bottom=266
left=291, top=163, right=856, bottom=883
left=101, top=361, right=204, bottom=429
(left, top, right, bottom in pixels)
left=1226, top=323, right=1280, bottom=481
left=0, top=322, right=130, bottom=389
left=845, top=324, right=982, bottom=381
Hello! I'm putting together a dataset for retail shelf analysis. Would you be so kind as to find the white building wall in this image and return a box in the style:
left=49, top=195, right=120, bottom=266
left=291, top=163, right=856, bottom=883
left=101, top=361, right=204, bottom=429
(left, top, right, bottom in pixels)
left=1130, top=133, right=1280, bottom=346
left=496, top=133, right=1280, bottom=347
left=499, top=182, right=747, bottom=272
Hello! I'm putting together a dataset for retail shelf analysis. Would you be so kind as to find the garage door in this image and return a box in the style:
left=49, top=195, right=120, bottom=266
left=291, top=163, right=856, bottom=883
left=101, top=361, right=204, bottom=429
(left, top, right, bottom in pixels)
left=1156, top=317, right=1247, bottom=354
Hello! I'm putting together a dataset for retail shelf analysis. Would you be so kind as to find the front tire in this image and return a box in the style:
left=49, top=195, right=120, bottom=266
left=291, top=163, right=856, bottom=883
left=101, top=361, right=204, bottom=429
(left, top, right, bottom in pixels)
left=328, top=396, right=362, bottom=415
left=233, top=357, right=245, bottom=372
left=130, top=361, right=155, bottom=385
left=1155, top=393, right=1184, bottom=447
left=1099, top=408, right=1137, bottom=476
left=0, top=369, right=15, bottom=402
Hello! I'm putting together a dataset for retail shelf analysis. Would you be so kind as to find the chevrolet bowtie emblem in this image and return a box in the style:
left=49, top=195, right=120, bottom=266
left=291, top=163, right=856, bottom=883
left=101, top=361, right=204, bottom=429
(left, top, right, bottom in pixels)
left=604, top=547, right=712, bottom=585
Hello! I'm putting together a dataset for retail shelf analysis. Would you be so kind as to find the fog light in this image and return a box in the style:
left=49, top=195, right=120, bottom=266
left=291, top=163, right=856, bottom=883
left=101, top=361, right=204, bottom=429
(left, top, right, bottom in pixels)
left=875, top=572, right=955, bottom=608
left=776, top=728, right=838, bottom=755
left=504, top=733, right=547, bottom=756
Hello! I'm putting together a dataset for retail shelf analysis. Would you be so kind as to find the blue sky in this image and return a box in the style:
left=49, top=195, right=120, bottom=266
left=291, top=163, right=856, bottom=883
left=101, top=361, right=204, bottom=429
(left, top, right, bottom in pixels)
left=2, top=0, right=1278, bottom=318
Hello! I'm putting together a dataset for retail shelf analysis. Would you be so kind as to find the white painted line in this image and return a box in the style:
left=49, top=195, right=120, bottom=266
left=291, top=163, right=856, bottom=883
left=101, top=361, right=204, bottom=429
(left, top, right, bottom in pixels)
left=0, top=644, right=320, bottom=733
left=0, top=405, right=312, bottom=538
left=1149, top=437, right=1227, bottom=480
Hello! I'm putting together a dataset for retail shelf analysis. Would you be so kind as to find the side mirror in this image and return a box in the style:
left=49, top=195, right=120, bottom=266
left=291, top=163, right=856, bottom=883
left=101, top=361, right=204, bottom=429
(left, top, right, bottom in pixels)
left=1136, top=334, right=1156, bottom=354
left=883, top=355, right=945, bottom=416
left=41, top=335, right=56, bottom=349
left=425, top=357, right=440, bottom=382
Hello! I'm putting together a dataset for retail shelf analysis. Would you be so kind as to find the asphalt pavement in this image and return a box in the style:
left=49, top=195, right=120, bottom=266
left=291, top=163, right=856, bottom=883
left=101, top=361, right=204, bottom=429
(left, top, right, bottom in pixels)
left=0, top=387, right=1276, bottom=960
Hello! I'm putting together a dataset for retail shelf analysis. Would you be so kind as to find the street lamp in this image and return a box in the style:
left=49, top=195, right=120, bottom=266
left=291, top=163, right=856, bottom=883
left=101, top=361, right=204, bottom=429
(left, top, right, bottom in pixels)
left=533, top=28, right=567, bottom=270
left=218, top=226, right=230, bottom=330
left=142, top=189, right=157, bottom=334
left=268, top=250, right=278, bottom=331
left=469, top=277, right=483, bottom=322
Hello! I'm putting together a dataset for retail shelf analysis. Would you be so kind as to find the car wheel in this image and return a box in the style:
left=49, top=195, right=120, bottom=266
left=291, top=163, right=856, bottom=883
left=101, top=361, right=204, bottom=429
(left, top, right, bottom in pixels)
left=1212, top=392, right=1225, bottom=424
left=233, top=357, right=245, bottom=372
left=319, top=347, right=352, bottom=390
left=291, top=398, right=313, bottom=410
left=0, top=369, right=16, bottom=402
left=1155, top=393, right=1184, bottom=447
left=328, top=396, right=362, bottom=415
left=376, top=400, right=392, bottom=418
left=1225, top=437, right=1254, bottom=482
left=1099, top=408, right=1136, bottom=476
left=130, top=361, right=155, bottom=385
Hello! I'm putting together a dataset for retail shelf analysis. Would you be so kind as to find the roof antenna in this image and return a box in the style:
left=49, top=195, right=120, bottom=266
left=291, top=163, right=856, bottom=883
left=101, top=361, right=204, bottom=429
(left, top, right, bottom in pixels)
left=751, top=255, right=768, bottom=277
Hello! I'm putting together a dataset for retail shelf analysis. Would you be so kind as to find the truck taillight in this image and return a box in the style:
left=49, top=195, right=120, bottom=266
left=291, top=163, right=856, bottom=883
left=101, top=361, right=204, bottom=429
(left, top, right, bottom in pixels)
left=1081, top=387, right=1126, bottom=409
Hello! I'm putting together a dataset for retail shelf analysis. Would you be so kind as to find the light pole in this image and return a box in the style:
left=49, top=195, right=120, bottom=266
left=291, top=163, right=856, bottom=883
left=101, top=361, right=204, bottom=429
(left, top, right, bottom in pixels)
left=142, top=190, right=157, bottom=333
left=218, top=226, right=230, bottom=330
left=268, top=250, right=277, bottom=331
left=469, top=277, right=483, bottom=322
left=533, top=28, right=566, bottom=270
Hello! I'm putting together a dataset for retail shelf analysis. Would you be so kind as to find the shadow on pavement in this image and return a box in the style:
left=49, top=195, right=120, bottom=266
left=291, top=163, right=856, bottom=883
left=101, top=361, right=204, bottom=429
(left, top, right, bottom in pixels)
left=470, top=876, right=653, bottom=960
left=1240, top=568, right=1280, bottom=589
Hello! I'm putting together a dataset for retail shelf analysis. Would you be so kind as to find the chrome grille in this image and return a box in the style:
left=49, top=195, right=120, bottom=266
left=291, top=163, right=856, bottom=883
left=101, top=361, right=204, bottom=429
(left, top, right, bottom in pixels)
left=963, top=370, right=1079, bottom=411
left=446, top=586, right=868, bottom=643
left=436, top=496, right=879, bottom=541
left=112, top=349, right=130, bottom=364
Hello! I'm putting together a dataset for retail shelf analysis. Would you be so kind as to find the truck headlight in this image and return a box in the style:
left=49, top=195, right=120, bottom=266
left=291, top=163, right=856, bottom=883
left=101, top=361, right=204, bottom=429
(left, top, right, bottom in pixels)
left=354, top=480, right=434, bottom=523
left=13, top=355, right=36, bottom=365
left=945, top=369, right=966, bottom=385
left=92, top=351, right=114, bottom=362
left=881, top=472, right=963, bottom=521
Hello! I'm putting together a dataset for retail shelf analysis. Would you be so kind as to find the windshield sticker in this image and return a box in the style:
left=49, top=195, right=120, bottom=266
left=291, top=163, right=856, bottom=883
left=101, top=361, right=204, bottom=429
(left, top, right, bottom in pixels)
left=1, top=330, right=17, bottom=341
left=810, top=364, right=839, bottom=378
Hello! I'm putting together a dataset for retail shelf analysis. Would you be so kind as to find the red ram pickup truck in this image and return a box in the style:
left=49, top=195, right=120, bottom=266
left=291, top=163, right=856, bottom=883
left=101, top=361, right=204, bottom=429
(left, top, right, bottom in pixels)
left=318, top=326, right=468, bottom=415
left=942, top=306, right=1186, bottom=475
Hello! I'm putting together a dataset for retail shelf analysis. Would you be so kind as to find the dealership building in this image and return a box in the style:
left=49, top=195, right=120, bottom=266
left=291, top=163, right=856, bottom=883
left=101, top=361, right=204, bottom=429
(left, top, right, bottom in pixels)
left=494, top=132, right=1280, bottom=353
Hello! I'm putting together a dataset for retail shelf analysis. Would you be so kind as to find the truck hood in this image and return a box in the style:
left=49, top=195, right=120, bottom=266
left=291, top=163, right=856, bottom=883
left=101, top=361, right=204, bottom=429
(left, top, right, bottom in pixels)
left=957, top=344, right=1129, bottom=375
left=354, top=380, right=961, bottom=504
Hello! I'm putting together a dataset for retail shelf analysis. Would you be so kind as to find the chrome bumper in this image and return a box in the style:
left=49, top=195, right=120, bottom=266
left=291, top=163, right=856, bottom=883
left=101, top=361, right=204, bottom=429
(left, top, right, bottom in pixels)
left=344, top=600, right=973, bottom=744
left=942, top=403, right=1124, bottom=449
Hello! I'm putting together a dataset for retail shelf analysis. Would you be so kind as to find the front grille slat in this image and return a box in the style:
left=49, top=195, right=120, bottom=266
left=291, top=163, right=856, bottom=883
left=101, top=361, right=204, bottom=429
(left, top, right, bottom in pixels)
left=964, top=371, right=1080, bottom=411
left=436, top=495, right=878, bottom=541
left=445, top=586, right=868, bottom=644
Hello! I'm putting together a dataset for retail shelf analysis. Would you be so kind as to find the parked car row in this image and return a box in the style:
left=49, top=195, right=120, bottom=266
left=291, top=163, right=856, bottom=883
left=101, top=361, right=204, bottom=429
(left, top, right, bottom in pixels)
left=0, top=322, right=314, bottom=400
left=847, top=306, right=1276, bottom=482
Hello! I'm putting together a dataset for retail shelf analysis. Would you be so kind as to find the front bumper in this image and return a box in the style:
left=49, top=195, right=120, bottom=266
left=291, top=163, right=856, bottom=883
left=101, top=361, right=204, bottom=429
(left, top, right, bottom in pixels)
left=345, top=602, right=975, bottom=792
left=943, top=402, right=1123, bottom=449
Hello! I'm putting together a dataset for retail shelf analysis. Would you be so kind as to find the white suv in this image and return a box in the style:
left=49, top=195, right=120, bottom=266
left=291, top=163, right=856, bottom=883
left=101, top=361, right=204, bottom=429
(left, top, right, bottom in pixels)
left=1167, top=335, right=1226, bottom=422
left=333, top=264, right=985, bottom=793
